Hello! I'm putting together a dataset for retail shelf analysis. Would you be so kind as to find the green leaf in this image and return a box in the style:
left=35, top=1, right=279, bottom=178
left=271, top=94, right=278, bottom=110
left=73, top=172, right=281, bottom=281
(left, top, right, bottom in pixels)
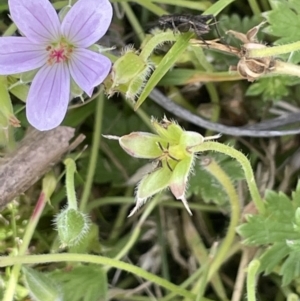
left=51, top=266, right=107, bottom=301
left=263, top=0, right=300, bottom=63
left=259, top=243, right=290, bottom=275
left=187, top=152, right=244, bottom=206
left=238, top=190, right=300, bottom=245
left=245, top=76, right=300, bottom=101
left=238, top=181, right=300, bottom=284
left=23, top=267, right=62, bottom=301
left=281, top=251, right=300, bottom=286
left=203, top=0, right=235, bottom=16
left=264, top=0, right=300, bottom=44
left=135, top=32, right=193, bottom=109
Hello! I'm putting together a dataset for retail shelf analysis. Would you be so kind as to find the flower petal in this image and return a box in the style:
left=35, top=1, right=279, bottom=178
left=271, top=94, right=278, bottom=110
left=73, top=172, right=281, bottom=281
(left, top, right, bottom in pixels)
left=0, top=37, right=47, bottom=74
left=68, top=48, right=111, bottom=96
left=61, top=0, right=112, bottom=47
left=9, top=0, right=61, bottom=43
left=26, top=63, right=70, bottom=131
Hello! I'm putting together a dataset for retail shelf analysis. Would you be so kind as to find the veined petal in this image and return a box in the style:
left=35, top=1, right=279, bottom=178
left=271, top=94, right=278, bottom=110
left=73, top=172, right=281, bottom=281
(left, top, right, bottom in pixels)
left=26, top=63, right=70, bottom=131
left=9, top=0, right=61, bottom=43
left=61, top=0, right=112, bottom=47
left=0, top=37, right=47, bottom=74
left=68, top=48, right=111, bottom=96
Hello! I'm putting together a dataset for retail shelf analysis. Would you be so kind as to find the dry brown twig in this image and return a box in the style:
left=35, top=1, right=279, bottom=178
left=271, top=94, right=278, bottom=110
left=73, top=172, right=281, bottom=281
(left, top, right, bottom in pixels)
left=0, top=126, right=85, bottom=210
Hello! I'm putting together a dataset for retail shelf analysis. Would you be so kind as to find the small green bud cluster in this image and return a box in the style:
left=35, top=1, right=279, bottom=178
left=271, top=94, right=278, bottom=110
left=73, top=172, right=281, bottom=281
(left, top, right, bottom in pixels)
left=104, top=117, right=220, bottom=215
left=104, top=46, right=153, bottom=101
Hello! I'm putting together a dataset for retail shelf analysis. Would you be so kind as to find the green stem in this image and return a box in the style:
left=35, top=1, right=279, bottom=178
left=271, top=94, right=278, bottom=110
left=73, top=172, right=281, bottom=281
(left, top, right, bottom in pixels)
left=196, top=261, right=211, bottom=301
left=205, top=83, right=220, bottom=136
left=247, top=260, right=260, bottom=301
left=190, top=142, right=265, bottom=214
left=273, top=60, right=300, bottom=78
left=108, top=195, right=161, bottom=265
left=108, top=189, right=132, bottom=241
left=247, top=0, right=261, bottom=15
left=203, top=0, right=235, bottom=16
left=86, top=196, right=220, bottom=212
left=0, top=253, right=195, bottom=300
left=121, top=2, right=145, bottom=42
left=64, top=158, right=77, bottom=210
left=203, top=159, right=240, bottom=281
left=157, top=207, right=170, bottom=283
left=79, top=94, right=104, bottom=212
left=136, top=33, right=193, bottom=109
left=247, top=41, right=300, bottom=58
left=139, top=31, right=178, bottom=61
left=3, top=193, right=47, bottom=301
left=189, top=47, right=220, bottom=137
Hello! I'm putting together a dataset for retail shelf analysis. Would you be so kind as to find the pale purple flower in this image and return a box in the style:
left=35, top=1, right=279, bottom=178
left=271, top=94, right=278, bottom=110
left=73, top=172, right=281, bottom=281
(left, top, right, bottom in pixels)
left=0, top=0, right=112, bottom=131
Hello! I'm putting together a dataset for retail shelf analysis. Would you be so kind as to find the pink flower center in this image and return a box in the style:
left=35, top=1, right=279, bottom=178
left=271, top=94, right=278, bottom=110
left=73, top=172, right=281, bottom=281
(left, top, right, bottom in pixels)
left=46, top=42, right=73, bottom=65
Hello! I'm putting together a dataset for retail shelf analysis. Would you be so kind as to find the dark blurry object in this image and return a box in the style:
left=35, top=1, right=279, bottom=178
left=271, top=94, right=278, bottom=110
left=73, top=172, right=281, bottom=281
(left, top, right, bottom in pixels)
left=157, top=14, right=216, bottom=41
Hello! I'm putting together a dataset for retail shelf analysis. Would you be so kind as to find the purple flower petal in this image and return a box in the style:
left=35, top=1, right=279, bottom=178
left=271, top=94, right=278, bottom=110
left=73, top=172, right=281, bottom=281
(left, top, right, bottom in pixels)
left=26, top=63, right=70, bottom=131
left=68, top=48, right=111, bottom=96
left=61, top=0, right=112, bottom=47
left=0, top=37, right=47, bottom=74
left=9, top=0, right=61, bottom=43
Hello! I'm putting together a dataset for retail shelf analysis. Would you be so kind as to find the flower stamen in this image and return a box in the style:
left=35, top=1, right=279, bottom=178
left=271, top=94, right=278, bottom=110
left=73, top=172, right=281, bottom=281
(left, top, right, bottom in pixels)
left=156, top=142, right=179, bottom=171
left=47, top=42, right=73, bottom=65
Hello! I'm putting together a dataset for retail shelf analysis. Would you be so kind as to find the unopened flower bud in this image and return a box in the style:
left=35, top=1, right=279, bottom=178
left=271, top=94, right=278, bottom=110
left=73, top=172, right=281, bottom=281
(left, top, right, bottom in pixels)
left=42, top=172, right=57, bottom=202
left=104, top=47, right=153, bottom=101
left=55, top=208, right=90, bottom=247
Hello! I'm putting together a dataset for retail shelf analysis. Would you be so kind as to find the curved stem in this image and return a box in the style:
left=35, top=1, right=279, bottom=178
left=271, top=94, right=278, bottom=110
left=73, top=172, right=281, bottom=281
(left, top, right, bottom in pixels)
left=247, top=259, right=260, bottom=301
left=139, top=31, right=178, bottom=61
left=64, top=158, right=77, bottom=210
left=79, top=94, right=104, bottom=212
left=107, top=195, right=161, bottom=267
left=0, top=253, right=195, bottom=300
left=202, top=159, right=240, bottom=281
left=121, top=2, right=145, bottom=42
left=190, top=142, right=265, bottom=214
